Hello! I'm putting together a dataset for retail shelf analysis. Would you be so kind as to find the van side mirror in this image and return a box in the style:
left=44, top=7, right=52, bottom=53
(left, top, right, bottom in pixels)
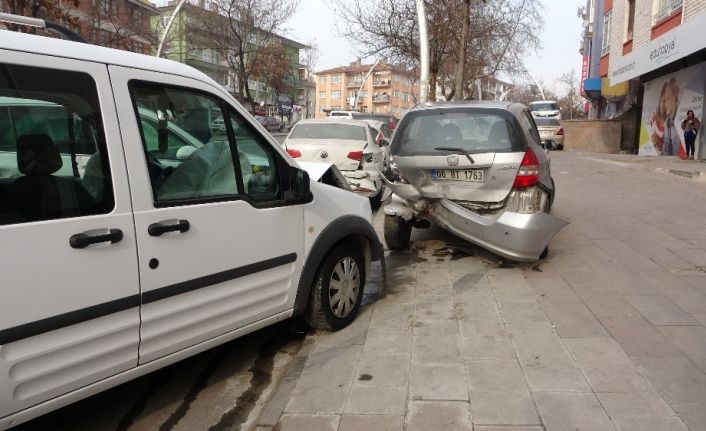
left=286, top=165, right=311, bottom=204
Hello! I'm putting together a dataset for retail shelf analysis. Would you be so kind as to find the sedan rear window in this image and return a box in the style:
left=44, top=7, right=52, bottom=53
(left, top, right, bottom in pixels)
left=530, top=102, right=558, bottom=111
left=534, top=118, right=561, bottom=126
left=394, top=110, right=525, bottom=155
left=289, top=123, right=366, bottom=140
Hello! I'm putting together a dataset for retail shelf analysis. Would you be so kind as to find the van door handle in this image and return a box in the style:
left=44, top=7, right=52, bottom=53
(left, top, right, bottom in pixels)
left=70, top=229, right=123, bottom=249
left=148, top=219, right=190, bottom=237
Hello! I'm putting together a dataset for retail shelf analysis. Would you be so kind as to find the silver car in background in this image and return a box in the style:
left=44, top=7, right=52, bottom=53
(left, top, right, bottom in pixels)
left=534, top=117, right=564, bottom=150
left=382, top=101, right=568, bottom=262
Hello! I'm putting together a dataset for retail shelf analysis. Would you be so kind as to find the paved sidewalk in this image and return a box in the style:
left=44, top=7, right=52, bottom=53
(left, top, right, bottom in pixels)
left=255, top=151, right=706, bottom=431
left=575, top=151, right=706, bottom=181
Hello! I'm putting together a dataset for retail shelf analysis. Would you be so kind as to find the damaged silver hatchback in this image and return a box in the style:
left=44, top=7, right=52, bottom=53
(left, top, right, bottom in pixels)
left=382, top=101, right=568, bottom=262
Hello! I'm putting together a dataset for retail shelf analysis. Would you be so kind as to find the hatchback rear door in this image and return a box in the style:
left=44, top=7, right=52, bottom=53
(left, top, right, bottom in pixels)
left=391, top=108, right=525, bottom=203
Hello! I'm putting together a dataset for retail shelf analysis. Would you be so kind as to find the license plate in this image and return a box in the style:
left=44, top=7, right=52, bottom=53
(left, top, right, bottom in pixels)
left=540, top=131, right=552, bottom=137
left=431, top=169, right=484, bottom=182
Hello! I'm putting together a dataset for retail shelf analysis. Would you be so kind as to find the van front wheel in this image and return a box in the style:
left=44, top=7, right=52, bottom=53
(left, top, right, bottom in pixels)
left=305, top=242, right=365, bottom=331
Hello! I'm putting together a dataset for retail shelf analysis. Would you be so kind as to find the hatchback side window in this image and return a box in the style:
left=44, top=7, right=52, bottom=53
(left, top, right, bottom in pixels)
left=229, top=111, right=281, bottom=203
left=130, top=84, right=239, bottom=204
left=0, top=63, right=113, bottom=226
left=521, top=109, right=542, bottom=144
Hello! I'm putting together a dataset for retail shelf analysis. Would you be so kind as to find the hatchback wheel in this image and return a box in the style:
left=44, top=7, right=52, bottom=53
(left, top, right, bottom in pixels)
left=305, top=242, right=365, bottom=331
left=384, top=215, right=412, bottom=250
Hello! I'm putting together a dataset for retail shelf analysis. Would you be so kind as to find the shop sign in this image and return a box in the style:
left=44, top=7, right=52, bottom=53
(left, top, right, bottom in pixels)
left=609, top=11, right=706, bottom=85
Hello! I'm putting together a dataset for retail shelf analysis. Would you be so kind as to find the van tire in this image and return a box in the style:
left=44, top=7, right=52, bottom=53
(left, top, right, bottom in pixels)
left=384, top=215, right=412, bottom=250
left=305, top=242, right=365, bottom=331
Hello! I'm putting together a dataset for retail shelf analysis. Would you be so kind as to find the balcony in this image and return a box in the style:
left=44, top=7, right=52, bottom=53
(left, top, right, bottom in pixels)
left=372, top=95, right=391, bottom=103
left=373, top=79, right=392, bottom=87
left=654, top=0, right=682, bottom=23
left=348, top=80, right=364, bottom=87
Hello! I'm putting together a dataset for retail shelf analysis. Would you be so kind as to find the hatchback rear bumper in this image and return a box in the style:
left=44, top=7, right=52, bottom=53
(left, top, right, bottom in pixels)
left=431, top=199, right=568, bottom=262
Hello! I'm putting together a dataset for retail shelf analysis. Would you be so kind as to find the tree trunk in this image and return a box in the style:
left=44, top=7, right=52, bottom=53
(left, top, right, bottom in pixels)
left=454, top=0, right=470, bottom=101
left=429, top=71, right=438, bottom=102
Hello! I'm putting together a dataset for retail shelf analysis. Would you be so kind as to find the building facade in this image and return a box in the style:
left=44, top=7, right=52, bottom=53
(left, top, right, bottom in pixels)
left=583, top=0, right=706, bottom=159
left=156, top=1, right=306, bottom=110
left=314, top=62, right=419, bottom=118
left=0, top=0, right=158, bottom=53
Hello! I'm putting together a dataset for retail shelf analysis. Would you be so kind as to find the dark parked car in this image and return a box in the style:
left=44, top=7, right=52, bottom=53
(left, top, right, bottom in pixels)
left=257, top=116, right=285, bottom=132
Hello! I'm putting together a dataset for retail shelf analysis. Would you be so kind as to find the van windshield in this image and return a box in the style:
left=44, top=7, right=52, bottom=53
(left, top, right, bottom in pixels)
left=289, top=123, right=366, bottom=141
left=393, top=109, right=525, bottom=155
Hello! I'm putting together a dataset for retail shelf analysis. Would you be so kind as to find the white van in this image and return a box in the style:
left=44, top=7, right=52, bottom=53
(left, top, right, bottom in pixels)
left=0, top=26, right=382, bottom=429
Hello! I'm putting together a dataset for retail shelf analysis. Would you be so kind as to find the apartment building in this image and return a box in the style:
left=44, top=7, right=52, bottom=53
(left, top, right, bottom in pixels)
left=314, top=62, right=419, bottom=118
left=156, top=1, right=306, bottom=108
left=0, top=0, right=158, bottom=53
left=581, top=0, right=706, bottom=159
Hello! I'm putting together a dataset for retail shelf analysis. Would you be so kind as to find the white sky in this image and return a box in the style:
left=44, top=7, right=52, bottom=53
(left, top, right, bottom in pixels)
left=284, top=0, right=585, bottom=93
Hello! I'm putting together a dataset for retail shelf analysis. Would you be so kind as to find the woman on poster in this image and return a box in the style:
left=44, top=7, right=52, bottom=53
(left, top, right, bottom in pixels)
left=681, top=110, right=701, bottom=160
left=649, top=78, right=682, bottom=156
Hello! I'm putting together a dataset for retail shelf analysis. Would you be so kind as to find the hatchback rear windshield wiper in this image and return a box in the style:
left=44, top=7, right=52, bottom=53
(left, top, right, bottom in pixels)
left=434, top=147, right=475, bottom=164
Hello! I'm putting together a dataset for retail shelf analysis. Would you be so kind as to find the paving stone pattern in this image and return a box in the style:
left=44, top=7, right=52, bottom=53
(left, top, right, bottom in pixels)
left=267, top=152, right=706, bottom=431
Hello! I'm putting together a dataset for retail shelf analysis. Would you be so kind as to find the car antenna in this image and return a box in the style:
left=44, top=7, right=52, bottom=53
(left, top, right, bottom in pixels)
left=0, top=12, right=87, bottom=43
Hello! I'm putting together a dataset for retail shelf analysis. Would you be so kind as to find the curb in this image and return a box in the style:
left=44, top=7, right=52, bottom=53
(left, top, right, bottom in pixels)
left=655, top=167, right=706, bottom=181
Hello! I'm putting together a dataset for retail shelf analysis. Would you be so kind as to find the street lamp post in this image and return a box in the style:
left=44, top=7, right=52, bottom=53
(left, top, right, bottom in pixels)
left=415, top=0, right=430, bottom=103
left=156, top=0, right=189, bottom=58
left=352, top=59, right=381, bottom=108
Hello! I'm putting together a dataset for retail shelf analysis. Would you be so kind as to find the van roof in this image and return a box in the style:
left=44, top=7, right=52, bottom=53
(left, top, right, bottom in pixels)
left=0, top=30, right=218, bottom=88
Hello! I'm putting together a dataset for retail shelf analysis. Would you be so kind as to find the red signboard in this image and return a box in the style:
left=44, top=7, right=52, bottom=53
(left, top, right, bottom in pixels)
left=580, top=54, right=589, bottom=96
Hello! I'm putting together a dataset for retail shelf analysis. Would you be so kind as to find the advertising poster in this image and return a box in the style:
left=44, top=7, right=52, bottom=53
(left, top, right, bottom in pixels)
left=639, top=62, right=705, bottom=158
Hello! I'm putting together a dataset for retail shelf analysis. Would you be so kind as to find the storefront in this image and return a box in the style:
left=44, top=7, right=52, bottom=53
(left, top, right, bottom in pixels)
left=609, top=11, right=706, bottom=160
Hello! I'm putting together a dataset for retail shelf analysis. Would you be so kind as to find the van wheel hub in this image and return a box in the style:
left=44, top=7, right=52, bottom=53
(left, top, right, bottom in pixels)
left=329, top=257, right=361, bottom=318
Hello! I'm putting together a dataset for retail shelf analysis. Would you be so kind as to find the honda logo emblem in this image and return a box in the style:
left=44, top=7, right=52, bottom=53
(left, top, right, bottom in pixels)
left=321, top=151, right=328, bottom=159
left=447, top=155, right=459, bottom=166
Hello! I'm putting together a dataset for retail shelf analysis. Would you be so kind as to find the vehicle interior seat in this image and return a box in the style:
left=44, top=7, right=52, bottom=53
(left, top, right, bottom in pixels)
left=11, top=134, right=94, bottom=221
left=488, top=121, right=512, bottom=150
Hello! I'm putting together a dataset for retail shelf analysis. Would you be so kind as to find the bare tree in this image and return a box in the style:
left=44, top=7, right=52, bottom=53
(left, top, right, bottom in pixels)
left=1, top=0, right=79, bottom=32
left=82, top=0, right=156, bottom=52
left=557, top=69, right=580, bottom=119
left=191, top=0, right=297, bottom=104
left=331, top=0, right=543, bottom=101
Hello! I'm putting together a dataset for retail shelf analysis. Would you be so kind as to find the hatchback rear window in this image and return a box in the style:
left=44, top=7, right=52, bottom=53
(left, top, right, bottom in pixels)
left=530, top=102, right=558, bottom=111
left=393, top=109, right=525, bottom=155
left=534, top=118, right=561, bottom=126
left=289, top=123, right=366, bottom=140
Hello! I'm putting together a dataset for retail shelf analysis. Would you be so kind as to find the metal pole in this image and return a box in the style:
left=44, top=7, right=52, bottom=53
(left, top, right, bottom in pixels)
left=352, top=59, right=381, bottom=108
left=525, top=68, right=546, bottom=101
left=416, top=0, right=430, bottom=103
left=156, top=0, right=189, bottom=58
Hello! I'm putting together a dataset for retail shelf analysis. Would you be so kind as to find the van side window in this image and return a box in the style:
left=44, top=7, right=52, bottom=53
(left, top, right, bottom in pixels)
left=130, top=84, right=239, bottom=205
left=229, top=111, right=281, bottom=202
left=0, top=63, right=113, bottom=226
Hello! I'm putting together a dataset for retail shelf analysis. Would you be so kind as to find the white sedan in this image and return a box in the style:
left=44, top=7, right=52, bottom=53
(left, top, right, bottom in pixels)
left=283, top=118, right=387, bottom=208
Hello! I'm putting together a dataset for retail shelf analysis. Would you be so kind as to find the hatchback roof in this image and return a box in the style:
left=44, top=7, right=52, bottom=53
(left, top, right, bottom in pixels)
left=410, top=100, right=518, bottom=111
left=0, top=30, right=217, bottom=88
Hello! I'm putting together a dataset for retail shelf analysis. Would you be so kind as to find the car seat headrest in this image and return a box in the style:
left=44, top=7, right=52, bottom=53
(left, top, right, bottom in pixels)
left=17, top=134, right=63, bottom=176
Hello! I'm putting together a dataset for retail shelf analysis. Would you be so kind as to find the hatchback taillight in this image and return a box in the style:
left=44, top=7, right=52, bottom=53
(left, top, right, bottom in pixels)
left=513, top=148, right=540, bottom=189
left=287, top=148, right=301, bottom=158
left=556, top=128, right=564, bottom=136
left=347, top=151, right=363, bottom=161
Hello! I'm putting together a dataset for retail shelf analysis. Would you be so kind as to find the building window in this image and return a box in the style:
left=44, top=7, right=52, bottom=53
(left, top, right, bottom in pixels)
left=393, top=90, right=399, bottom=98
left=654, top=0, right=683, bottom=23
left=319, top=91, right=327, bottom=99
left=626, top=0, right=636, bottom=40
left=601, top=10, right=612, bottom=56
left=330, top=91, right=341, bottom=99
left=331, top=75, right=341, bottom=84
left=319, top=76, right=326, bottom=84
